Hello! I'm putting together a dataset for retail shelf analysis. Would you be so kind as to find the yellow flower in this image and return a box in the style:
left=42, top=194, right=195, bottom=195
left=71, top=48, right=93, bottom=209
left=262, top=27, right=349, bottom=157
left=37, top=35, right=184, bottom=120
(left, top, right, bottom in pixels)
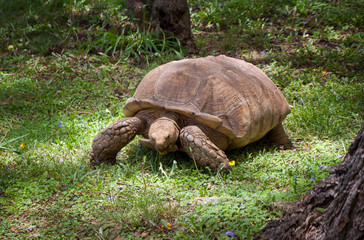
left=229, top=161, right=236, bottom=166
left=322, top=71, right=327, bottom=74
left=7, top=45, right=14, bottom=51
left=20, top=143, right=25, bottom=149
left=162, top=222, right=171, bottom=229
left=107, top=174, right=111, bottom=177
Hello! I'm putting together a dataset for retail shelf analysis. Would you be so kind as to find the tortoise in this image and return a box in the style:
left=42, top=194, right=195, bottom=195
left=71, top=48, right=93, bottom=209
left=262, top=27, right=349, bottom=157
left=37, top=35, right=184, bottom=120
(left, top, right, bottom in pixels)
left=90, top=55, right=291, bottom=172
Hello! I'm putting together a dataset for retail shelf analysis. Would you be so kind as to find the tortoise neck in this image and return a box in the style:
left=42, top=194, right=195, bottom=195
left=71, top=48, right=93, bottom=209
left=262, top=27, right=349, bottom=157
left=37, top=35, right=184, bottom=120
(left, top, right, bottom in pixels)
left=160, top=111, right=182, bottom=130
left=161, top=110, right=201, bottom=128
left=136, top=109, right=185, bottom=129
left=154, top=117, right=181, bottom=132
left=161, top=111, right=178, bottom=120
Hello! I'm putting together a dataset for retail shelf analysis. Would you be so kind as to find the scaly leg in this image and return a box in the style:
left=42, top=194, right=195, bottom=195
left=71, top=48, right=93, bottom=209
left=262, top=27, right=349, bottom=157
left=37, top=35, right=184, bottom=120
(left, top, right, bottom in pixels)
left=266, top=122, right=290, bottom=145
left=90, top=117, right=145, bottom=165
left=179, top=126, right=232, bottom=173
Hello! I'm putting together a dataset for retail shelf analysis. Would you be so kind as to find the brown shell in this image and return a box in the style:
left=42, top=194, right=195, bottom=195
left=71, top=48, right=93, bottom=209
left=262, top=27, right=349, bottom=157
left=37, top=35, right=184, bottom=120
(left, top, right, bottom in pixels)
left=123, top=55, right=290, bottom=148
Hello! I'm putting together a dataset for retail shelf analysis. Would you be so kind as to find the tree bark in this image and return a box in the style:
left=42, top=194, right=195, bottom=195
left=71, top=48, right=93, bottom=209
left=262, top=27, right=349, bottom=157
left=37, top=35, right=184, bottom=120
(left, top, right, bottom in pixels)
left=125, top=0, right=196, bottom=51
left=253, top=123, right=364, bottom=240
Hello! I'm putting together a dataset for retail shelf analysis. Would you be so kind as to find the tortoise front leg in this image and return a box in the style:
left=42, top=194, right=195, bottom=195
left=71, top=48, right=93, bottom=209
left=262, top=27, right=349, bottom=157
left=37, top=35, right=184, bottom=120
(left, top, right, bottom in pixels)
left=179, top=126, right=232, bottom=173
left=90, top=117, right=145, bottom=165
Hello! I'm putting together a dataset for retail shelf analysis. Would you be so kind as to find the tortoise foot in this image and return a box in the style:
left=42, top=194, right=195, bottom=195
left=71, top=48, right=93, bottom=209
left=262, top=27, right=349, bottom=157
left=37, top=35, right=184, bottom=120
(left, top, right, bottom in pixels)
left=180, top=126, right=232, bottom=173
left=90, top=117, right=144, bottom=165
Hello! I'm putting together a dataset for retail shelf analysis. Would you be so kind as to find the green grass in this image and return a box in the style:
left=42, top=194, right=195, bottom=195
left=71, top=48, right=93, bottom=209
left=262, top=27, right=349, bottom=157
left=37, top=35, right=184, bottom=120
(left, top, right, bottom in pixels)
left=1, top=0, right=363, bottom=239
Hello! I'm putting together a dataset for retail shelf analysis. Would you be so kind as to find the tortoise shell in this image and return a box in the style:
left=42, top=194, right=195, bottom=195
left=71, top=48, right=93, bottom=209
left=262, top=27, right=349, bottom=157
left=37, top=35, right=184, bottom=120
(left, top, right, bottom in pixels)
left=123, top=55, right=290, bottom=149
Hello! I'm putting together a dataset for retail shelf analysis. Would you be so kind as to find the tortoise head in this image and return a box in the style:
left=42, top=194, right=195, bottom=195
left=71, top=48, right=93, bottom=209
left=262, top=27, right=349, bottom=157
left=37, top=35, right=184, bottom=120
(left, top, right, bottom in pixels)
left=147, top=117, right=180, bottom=154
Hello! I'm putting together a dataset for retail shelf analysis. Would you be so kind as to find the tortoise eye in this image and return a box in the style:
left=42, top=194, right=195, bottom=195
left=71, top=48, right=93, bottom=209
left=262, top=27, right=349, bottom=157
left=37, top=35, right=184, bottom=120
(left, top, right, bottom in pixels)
left=166, top=133, right=171, bottom=139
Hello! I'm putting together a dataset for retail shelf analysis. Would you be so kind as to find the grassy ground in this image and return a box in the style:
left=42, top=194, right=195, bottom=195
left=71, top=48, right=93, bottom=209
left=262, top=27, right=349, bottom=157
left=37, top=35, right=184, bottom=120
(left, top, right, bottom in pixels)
left=1, top=0, right=363, bottom=239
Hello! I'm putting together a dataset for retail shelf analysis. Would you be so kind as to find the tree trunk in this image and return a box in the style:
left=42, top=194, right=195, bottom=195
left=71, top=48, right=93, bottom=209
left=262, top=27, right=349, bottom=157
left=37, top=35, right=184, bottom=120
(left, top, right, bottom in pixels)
left=125, top=0, right=196, bottom=51
left=253, top=123, right=364, bottom=240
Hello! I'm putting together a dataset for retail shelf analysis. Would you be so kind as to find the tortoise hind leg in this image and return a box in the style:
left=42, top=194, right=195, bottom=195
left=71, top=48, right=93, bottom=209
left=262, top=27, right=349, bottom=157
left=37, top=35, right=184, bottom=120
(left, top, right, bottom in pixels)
left=179, top=126, right=232, bottom=173
left=90, top=117, right=145, bottom=166
left=266, top=123, right=290, bottom=145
